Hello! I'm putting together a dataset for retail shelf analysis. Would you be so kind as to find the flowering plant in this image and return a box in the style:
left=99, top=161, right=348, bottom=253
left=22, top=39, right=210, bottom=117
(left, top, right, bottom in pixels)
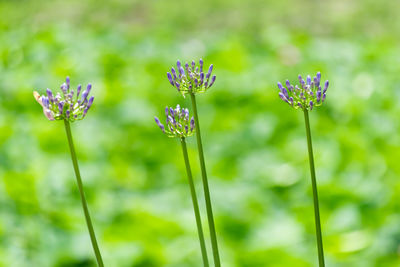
left=154, top=104, right=210, bottom=265
left=33, top=76, right=103, bottom=266
left=165, top=59, right=221, bottom=266
left=277, top=72, right=330, bottom=267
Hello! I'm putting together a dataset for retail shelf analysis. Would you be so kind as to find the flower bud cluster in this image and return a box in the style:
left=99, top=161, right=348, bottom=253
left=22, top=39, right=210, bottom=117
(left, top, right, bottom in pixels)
left=154, top=105, right=195, bottom=138
left=33, top=77, right=94, bottom=121
left=167, top=59, right=216, bottom=97
left=277, top=72, right=329, bottom=111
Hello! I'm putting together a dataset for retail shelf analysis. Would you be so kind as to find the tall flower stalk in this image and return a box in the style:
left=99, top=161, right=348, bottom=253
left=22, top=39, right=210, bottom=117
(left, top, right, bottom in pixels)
left=277, top=72, right=329, bottom=267
left=167, top=60, right=221, bottom=267
left=155, top=105, right=209, bottom=266
left=34, top=77, right=104, bottom=267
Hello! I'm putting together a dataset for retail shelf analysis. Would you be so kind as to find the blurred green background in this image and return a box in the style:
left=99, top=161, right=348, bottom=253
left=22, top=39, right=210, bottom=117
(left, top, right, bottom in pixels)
left=1, top=0, right=400, bottom=266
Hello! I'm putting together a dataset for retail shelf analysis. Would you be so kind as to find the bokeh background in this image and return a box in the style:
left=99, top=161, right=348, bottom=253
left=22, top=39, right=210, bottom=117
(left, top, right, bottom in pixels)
left=1, top=0, right=400, bottom=266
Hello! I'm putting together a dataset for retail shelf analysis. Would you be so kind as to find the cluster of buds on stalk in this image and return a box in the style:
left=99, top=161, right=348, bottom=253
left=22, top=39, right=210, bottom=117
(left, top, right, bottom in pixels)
left=167, top=59, right=216, bottom=97
left=33, top=77, right=94, bottom=122
left=154, top=105, right=195, bottom=138
left=277, top=72, right=329, bottom=111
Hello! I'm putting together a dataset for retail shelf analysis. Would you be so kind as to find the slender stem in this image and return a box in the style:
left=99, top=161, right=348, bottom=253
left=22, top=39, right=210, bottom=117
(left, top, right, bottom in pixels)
left=64, top=119, right=104, bottom=267
left=180, top=137, right=210, bottom=267
left=303, top=110, right=325, bottom=267
left=190, top=93, right=221, bottom=267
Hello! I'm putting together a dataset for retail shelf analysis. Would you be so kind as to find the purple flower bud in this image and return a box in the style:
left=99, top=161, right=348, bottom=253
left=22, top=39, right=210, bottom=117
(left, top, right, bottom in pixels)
left=313, top=77, right=319, bottom=87
left=316, top=72, right=321, bottom=81
left=165, top=107, right=169, bottom=117
left=87, top=96, right=94, bottom=108
left=199, top=72, right=204, bottom=85
left=279, top=92, right=288, bottom=103
left=185, top=125, right=189, bottom=133
left=46, top=88, right=53, bottom=101
left=171, top=67, right=177, bottom=79
left=185, top=63, right=190, bottom=74
left=309, top=101, right=313, bottom=110
left=66, top=76, right=70, bottom=89
left=190, top=117, right=195, bottom=131
left=206, top=64, right=213, bottom=79
left=316, top=88, right=322, bottom=102
left=77, top=84, right=82, bottom=97
left=289, top=97, right=294, bottom=105
left=86, top=84, right=92, bottom=94
left=60, top=83, right=68, bottom=94
left=42, top=96, right=49, bottom=108
left=209, top=75, right=216, bottom=88
left=170, top=107, right=174, bottom=116
left=323, top=80, right=329, bottom=94
left=322, top=93, right=326, bottom=102
left=154, top=117, right=165, bottom=132
left=306, top=75, right=311, bottom=85
left=285, top=80, right=291, bottom=88
left=58, top=102, right=64, bottom=113
left=283, top=88, right=289, bottom=98
left=191, top=60, right=195, bottom=70
left=66, top=110, right=70, bottom=118
left=81, top=90, right=88, bottom=102
left=298, top=75, right=303, bottom=83
left=194, top=78, right=198, bottom=86
left=277, top=82, right=284, bottom=91
left=44, top=109, right=54, bottom=121
left=177, top=60, right=182, bottom=69
left=199, top=59, right=203, bottom=72
left=168, top=115, right=175, bottom=125
left=83, top=107, right=89, bottom=117
left=179, top=67, right=185, bottom=77
left=175, top=82, right=180, bottom=91
left=298, top=102, right=303, bottom=109
left=298, top=75, right=305, bottom=88
left=167, top=72, right=174, bottom=86
left=278, top=82, right=288, bottom=97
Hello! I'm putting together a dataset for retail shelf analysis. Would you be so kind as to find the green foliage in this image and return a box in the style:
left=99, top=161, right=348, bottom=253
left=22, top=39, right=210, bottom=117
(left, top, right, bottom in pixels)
left=1, top=0, right=400, bottom=266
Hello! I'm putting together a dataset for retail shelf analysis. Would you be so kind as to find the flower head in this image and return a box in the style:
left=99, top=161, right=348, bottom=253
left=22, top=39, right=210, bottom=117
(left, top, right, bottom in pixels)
left=167, top=59, right=216, bottom=97
left=33, top=77, right=94, bottom=122
left=154, top=105, right=195, bottom=138
left=277, top=72, right=329, bottom=111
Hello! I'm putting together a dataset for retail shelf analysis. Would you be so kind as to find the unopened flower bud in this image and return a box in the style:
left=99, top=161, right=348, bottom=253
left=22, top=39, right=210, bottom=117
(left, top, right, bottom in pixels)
left=167, top=72, right=174, bottom=86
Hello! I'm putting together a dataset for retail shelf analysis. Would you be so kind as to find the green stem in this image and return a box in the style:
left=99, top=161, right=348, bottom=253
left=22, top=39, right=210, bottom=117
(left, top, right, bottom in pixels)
left=64, top=119, right=104, bottom=267
left=303, top=110, right=325, bottom=267
left=180, top=137, right=210, bottom=267
left=190, top=93, right=221, bottom=267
